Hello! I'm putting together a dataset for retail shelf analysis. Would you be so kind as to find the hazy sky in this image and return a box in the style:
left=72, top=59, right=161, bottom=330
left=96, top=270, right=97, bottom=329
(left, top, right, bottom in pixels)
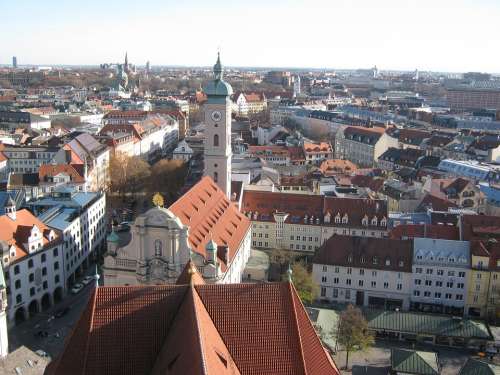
left=1, top=0, right=499, bottom=72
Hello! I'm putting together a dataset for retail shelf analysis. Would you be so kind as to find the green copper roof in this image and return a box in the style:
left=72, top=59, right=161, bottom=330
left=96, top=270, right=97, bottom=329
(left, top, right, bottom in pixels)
left=459, top=359, right=500, bottom=375
left=391, top=349, right=439, bottom=375
left=206, top=239, right=217, bottom=251
left=107, top=231, right=120, bottom=243
left=203, top=53, right=233, bottom=97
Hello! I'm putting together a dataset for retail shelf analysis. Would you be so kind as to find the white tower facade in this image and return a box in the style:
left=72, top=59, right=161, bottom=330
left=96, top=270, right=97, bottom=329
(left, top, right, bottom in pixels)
left=203, top=53, right=233, bottom=198
left=293, top=75, right=301, bottom=97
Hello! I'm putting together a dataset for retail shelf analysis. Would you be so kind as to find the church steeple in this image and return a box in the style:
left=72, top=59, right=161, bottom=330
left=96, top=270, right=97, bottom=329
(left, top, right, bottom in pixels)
left=213, top=52, right=223, bottom=81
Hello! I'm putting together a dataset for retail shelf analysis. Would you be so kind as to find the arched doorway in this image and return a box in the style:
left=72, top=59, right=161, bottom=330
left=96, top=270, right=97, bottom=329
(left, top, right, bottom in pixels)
left=15, top=307, right=25, bottom=325
left=41, top=293, right=51, bottom=311
left=54, top=287, right=63, bottom=304
left=28, top=300, right=39, bottom=317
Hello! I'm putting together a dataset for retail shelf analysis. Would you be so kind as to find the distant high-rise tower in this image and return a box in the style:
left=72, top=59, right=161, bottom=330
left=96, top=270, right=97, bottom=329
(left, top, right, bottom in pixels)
left=12, top=56, right=17, bottom=69
left=372, top=65, right=379, bottom=79
left=293, top=75, right=301, bottom=98
left=414, top=69, right=419, bottom=81
left=146, top=61, right=150, bottom=73
left=124, top=52, right=129, bottom=74
left=202, top=53, right=233, bottom=198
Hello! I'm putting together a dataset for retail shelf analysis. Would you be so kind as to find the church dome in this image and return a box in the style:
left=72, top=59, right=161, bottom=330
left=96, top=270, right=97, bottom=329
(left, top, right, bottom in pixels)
left=203, top=52, right=233, bottom=97
left=107, top=231, right=120, bottom=243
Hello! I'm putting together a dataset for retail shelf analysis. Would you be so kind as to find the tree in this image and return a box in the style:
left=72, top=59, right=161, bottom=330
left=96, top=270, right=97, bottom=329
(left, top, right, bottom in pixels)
left=109, top=153, right=151, bottom=195
left=336, top=304, right=374, bottom=370
left=152, top=192, right=164, bottom=207
left=289, top=262, right=319, bottom=304
left=149, top=159, right=187, bottom=204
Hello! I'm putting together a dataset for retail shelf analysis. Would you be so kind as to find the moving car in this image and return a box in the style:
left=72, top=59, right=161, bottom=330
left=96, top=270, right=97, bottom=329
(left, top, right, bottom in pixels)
left=71, top=283, right=84, bottom=295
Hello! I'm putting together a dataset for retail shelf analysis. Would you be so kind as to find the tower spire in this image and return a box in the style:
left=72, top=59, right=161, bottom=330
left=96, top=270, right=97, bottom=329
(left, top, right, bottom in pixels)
left=213, top=52, right=223, bottom=81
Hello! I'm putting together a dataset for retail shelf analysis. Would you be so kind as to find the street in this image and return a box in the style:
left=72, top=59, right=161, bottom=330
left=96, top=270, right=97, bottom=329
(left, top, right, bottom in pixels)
left=8, top=276, right=98, bottom=360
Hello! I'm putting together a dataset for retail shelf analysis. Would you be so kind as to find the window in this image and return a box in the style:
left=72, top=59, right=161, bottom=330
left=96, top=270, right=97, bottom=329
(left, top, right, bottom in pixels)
left=414, top=279, right=421, bottom=285
left=445, top=293, right=452, bottom=299
left=53, top=248, right=58, bottom=257
left=424, top=291, right=431, bottom=297
left=371, top=270, right=377, bottom=277
left=16, top=294, right=22, bottom=304
left=213, top=171, right=218, bottom=183
left=416, top=268, right=422, bottom=274
left=437, top=269, right=444, bottom=276
left=30, top=287, right=35, bottom=296
left=373, top=256, right=378, bottom=265
left=29, top=273, right=34, bottom=283
left=155, top=240, right=162, bottom=257
left=358, top=280, right=364, bottom=287
left=320, top=287, right=326, bottom=297
left=321, top=276, right=327, bottom=283
left=447, top=282, right=454, bottom=288
left=213, top=134, right=219, bottom=147
left=384, top=282, right=389, bottom=289
left=385, top=258, right=391, bottom=266
left=359, top=269, right=364, bottom=275
left=477, top=273, right=482, bottom=279
left=425, top=280, right=432, bottom=286
left=435, top=292, right=441, bottom=299
left=458, top=271, right=465, bottom=278
left=371, top=281, right=376, bottom=288
left=346, top=279, right=351, bottom=285
left=322, top=266, right=327, bottom=272
left=345, top=290, right=351, bottom=300
left=28, top=259, right=33, bottom=268
left=333, top=288, right=338, bottom=298
left=448, top=271, right=455, bottom=277
left=15, top=280, right=21, bottom=289
left=333, top=278, right=339, bottom=284
left=413, top=290, right=420, bottom=296
left=54, top=262, right=59, bottom=270
left=334, top=267, right=339, bottom=273
left=42, top=267, right=47, bottom=276
left=397, top=283, right=402, bottom=290
left=436, top=281, right=443, bottom=287
left=475, top=284, right=480, bottom=291
left=456, top=294, right=463, bottom=301
left=426, top=269, right=433, bottom=275
left=41, top=254, right=46, bottom=263
left=43, top=281, right=48, bottom=290
left=55, top=275, right=60, bottom=284
left=347, top=268, right=352, bottom=275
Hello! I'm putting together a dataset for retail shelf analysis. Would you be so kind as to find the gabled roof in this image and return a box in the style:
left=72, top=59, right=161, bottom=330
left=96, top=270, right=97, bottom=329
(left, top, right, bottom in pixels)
left=0, top=209, right=59, bottom=261
left=169, top=176, right=250, bottom=271
left=459, top=358, right=500, bottom=375
left=39, top=164, right=85, bottom=183
left=45, top=283, right=340, bottom=375
left=389, top=224, right=459, bottom=241
left=416, top=194, right=457, bottom=212
left=391, top=349, right=439, bottom=375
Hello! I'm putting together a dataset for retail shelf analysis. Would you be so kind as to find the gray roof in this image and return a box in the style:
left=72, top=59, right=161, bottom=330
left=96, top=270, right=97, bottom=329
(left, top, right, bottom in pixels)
left=391, top=349, right=439, bottom=375
left=365, top=309, right=492, bottom=340
left=459, top=359, right=500, bottom=375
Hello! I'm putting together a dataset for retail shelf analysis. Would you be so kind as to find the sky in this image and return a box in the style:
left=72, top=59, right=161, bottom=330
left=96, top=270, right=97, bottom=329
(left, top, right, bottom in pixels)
left=1, top=0, right=499, bottom=72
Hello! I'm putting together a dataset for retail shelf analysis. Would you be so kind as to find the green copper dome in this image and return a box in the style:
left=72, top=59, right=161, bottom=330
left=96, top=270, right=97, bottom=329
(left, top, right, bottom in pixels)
left=203, top=53, right=233, bottom=97
left=107, top=231, right=120, bottom=243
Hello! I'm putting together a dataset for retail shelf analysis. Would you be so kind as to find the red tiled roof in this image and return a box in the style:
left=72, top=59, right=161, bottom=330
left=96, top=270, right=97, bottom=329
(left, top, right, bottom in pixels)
left=39, top=164, right=85, bottom=183
left=350, top=175, right=384, bottom=192
left=169, top=176, right=250, bottom=271
left=303, top=141, right=332, bottom=153
left=417, top=194, right=457, bottom=212
left=314, top=235, right=413, bottom=273
left=389, top=224, right=459, bottom=241
left=46, top=283, right=340, bottom=375
left=0, top=209, right=60, bottom=262
left=319, top=159, right=357, bottom=175
left=103, top=110, right=148, bottom=119
left=462, top=214, right=500, bottom=241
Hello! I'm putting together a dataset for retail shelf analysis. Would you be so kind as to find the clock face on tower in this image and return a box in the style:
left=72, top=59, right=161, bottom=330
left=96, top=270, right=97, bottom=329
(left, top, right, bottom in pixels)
left=211, top=110, right=222, bottom=122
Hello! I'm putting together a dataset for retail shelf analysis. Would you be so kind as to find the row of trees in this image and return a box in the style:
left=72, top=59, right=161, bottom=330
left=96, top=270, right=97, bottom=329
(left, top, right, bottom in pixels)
left=109, top=153, right=187, bottom=205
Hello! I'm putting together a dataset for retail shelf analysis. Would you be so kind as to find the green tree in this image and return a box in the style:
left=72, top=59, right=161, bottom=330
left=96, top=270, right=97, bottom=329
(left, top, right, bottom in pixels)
left=109, top=153, right=151, bottom=195
left=336, top=304, right=374, bottom=370
left=289, top=262, right=319, bottom=304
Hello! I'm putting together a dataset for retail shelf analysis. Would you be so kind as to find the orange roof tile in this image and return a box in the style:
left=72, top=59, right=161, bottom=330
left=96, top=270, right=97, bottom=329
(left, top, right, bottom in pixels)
left=39, top=164, right=85, bottom=183
left=0, top=209, right=60, bottom=261
left=169, top=176, right=250, bottom=271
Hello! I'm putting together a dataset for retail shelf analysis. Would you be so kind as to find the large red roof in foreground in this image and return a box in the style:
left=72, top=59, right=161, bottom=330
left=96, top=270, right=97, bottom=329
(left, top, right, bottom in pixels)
left=45, top=282, right=340, bottom=375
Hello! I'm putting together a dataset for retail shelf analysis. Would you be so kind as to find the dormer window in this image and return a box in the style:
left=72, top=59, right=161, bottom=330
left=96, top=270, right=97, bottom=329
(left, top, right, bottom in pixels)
left=347, top=254, right=353, bottom=263
left=342, top=214, right=348, bottom=224
left=417, top=255, right=423, bottom=260
left=362, top=215, right=368, bottom=226
left=449, top=257, right=455, bottom=263
left=398, top=260, right=404, bottom=267
left=360, top=256, right=366, bottom=264
left=380, top=217, right=387, bottom=227
left=373, top=256, right=378, bottom=265
left=324, top=213, right=331, bottom=223
left=385, top=258, right=391, bottom=266
left=371, top=217, right=378, bottom=226
left=335, top=214, right=341, bottom=224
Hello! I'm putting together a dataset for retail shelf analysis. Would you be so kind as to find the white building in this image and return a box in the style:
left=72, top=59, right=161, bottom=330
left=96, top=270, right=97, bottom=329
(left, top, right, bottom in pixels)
left=203, top=53, right=232, bottom=198
left=0, top=199, right=64, bottom=325
left=172, top=139, right=193, bottom=162
left=103, top=176, right=252, bottom=284
left=411, top=238, right=471, bottom=316
left=313, top=235, right=413, bottom=310
left=32, top=190, right=107, bottom=290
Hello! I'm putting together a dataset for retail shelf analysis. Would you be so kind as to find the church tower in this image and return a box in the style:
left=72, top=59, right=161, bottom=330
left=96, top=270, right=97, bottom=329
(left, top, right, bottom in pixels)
left=203, top=53, right=233, bottom=198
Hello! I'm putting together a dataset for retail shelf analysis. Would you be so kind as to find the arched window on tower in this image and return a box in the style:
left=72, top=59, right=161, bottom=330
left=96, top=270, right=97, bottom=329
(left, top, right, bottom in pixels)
left=214, top=171, right=218, bottom=182
left=154, top=239, right=162, bottom=257
left=213, top=134, right=219, bottom=147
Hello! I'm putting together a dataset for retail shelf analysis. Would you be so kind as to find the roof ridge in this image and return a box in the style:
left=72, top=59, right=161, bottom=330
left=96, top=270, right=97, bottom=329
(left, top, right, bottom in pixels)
left=287, top=282, right=308, bottom=375
left=82, top=288, right=99, bottom=374
left=189, top=284, right=208, bottom=375
left=413, top=350, right=439, bottom=375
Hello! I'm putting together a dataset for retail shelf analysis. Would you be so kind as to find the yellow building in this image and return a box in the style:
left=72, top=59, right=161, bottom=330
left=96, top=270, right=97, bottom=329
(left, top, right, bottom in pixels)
left=465, top=241, right=491, bottom=317
left=487, top=245, right=500, bottom=322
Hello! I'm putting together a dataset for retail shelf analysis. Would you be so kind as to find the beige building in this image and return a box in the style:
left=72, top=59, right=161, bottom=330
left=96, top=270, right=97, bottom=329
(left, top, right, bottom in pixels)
left=465, top=241, right=492, bottom=317
left=334, top=126, right=398, bottom=167
left=242, top=190, right=388, bottom=254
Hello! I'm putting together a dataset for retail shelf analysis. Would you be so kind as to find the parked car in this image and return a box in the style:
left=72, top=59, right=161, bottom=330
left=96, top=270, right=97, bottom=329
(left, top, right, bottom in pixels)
left=55, top=307, right=70, bottom=318
left=71, top=283, right=84, bottom=295
left=35, top=350, right=49, bottom=358
left=81, top=276, right=95, bottom=285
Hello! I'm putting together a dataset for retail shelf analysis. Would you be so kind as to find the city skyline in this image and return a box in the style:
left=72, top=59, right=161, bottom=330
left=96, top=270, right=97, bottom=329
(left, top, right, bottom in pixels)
left=2, top=0, right=499, bottom=73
